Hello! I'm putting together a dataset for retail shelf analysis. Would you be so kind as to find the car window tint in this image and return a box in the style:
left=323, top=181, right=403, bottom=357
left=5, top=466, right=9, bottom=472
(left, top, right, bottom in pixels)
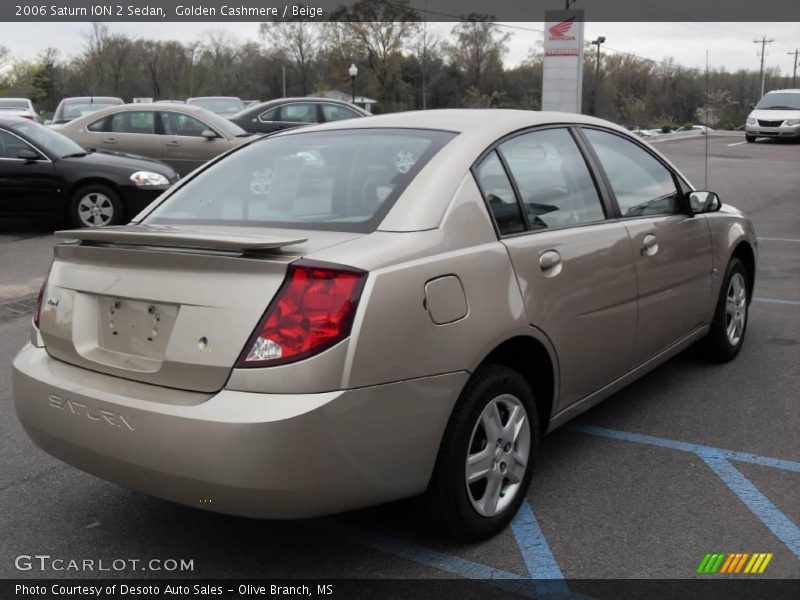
left=322, top=104, right=361, bottom=122
left=584, top=129, right=680, bottom=217
left=145, top=128, right=455, bottom=234
left=498, top=129, right=605, bottom=229
left=475, top=151, right=525, bottom=235
left=109, top=111, right=156, bottom=135
left=161, top=112, right=212, bottom=137
left=278, top=104, right=318, bottom=123
left=0, top=130, right=33, bottom=158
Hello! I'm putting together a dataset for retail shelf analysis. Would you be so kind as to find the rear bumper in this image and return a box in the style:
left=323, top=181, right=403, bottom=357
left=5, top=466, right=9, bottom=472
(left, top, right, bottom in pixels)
left=13, top=343, right=466, bottom=519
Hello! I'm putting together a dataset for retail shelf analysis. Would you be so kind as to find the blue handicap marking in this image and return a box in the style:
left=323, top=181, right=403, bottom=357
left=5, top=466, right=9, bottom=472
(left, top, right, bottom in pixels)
left=314, top=424, right=799, bottom=595
left=570, top=424, right=800, bottom=559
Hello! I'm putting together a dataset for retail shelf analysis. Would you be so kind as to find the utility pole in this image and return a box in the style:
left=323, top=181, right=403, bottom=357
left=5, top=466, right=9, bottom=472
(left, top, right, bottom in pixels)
left=789, top=49, right=799, bottom=88
left=754, top=36, right=774, bottom=97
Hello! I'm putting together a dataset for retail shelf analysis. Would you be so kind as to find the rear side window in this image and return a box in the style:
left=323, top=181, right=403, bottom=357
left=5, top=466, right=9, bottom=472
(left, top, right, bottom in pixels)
left=145, top=128, right=456, bottom=233
left=0, top=130, right=33, bottom=158
left=109, top=111, right=156, bottom=135
left=498, top=129, right=605, bottom=229
left=322, top=104, right=361, bottom=122
left=474, top=151, right=525, bottom=235
left=584, top=129, right=680, bottom=217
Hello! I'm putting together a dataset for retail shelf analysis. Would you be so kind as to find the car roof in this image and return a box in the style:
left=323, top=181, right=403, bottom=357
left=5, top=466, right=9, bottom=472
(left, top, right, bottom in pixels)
left=281, top=108, right=628, bottom=137
left=187, top=96, right=242, bottom=101
left=0, top=98, right=31, bottom=102
left=765, top=89, right=800, bottom=94
left=60, top=96, right=123, bottom=104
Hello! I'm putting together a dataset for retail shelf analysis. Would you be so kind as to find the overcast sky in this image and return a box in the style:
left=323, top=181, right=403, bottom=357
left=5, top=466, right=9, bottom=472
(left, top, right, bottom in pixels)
left=1, top=22, right=797, bottom=76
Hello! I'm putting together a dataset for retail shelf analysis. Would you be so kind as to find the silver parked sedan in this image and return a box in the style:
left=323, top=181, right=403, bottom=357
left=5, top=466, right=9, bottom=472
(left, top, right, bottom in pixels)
left=13, top=110, right=756, bottom=539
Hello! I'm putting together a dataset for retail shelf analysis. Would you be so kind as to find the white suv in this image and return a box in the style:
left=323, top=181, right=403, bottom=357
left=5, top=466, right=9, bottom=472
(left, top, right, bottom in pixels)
left=745, top=89, right=800, bottom=142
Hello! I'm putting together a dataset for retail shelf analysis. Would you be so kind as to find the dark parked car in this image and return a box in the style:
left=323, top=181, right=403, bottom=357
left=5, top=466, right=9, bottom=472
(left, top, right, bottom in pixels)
left=228, top=97, right=369, bottom=134
left=0, top=116, right=178, bottom=227
left=48, top=96, right=124, bottom=126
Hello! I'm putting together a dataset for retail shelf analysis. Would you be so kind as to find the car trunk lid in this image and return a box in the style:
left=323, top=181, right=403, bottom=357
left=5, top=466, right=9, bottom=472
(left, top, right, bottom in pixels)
left=38, top=225, right=358, bottom=393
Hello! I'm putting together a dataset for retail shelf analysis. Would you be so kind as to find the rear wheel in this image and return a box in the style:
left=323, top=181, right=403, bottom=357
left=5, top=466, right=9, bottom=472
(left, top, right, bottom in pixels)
left=745, top=134, right=756, bottom=143
left=424, top=365, right=538, bottom=540
left=69, top=184, right=123, bottom=228
left=699, top=257, right=749, bottom=362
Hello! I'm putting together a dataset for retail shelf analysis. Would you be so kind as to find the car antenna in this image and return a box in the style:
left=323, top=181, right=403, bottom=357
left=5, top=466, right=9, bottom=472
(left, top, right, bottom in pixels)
left=704, top=50, right=709, bottom=189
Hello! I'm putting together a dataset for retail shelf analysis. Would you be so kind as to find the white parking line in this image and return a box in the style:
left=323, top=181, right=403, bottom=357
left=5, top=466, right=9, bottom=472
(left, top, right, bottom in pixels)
left=759, top=237, right=800, bottom=243
left=727, top=141, right=748, bottom=147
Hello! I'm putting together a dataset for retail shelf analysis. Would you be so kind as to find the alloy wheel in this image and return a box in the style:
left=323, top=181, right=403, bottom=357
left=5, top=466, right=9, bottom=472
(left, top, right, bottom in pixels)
left=465, top=393, right=531, bottom=517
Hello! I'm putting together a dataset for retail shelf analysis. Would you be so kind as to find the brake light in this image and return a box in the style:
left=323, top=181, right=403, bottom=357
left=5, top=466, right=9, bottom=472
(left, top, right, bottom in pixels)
left=237, top=260, right=367, bottom=367
left=33, top=267, right=51, bottom=329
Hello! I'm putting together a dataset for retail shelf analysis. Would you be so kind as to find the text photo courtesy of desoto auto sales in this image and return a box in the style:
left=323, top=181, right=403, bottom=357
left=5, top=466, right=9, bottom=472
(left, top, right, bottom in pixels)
left=0, top=1, right=798, bottom=599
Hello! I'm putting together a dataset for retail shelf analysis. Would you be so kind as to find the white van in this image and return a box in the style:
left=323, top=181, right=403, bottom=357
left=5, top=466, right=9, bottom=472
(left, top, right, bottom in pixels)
left=745, top=89, right=800, bottom=142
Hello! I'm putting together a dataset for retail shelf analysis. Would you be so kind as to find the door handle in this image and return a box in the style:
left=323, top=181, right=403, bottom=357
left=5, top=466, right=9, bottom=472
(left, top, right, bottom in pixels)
left=539, top=249, right=562, bottom=276
left=101, top=137, right=117, bottom=144
left=166, top=141, right=180, bottom=146
left=640, top=234, right=659, bottom=256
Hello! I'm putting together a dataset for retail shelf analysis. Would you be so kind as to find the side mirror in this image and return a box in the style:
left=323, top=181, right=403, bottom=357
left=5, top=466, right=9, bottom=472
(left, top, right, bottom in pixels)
left=686, top=191, right=721, bottom=214
left=200, top=129, right=219, bottom=140
left=18, top=148, right=43, bottom=162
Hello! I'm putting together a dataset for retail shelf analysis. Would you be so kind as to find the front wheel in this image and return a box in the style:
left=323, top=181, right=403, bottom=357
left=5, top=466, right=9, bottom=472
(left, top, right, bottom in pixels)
left=699, top=257, right=749, bottom=362
left=424, top=365, right=539, bottom=540
left=69, top=184, right=123, bottom=228
left=745, top=134, right=756, bottom=143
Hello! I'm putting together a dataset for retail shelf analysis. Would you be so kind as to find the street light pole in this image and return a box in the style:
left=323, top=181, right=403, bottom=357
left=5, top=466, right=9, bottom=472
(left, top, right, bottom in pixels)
left=348, top=63, right=358, bottom=104
left=591, top=36, right=605, bottom=116
left=789, top=49, right=799, bottom=88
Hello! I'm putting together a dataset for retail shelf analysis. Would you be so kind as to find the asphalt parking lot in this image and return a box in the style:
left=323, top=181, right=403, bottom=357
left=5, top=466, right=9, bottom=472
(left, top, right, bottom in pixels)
left=0, top=133, right=798, bottom=590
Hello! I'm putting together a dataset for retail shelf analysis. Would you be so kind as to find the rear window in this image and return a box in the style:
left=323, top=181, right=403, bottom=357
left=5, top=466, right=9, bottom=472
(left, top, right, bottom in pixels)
left=145, top=128, right=456, bottom=233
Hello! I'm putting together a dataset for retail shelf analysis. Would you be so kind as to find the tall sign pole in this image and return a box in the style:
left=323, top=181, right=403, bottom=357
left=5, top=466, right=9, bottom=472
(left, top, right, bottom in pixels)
left=542, top=9, right=585, bottom=114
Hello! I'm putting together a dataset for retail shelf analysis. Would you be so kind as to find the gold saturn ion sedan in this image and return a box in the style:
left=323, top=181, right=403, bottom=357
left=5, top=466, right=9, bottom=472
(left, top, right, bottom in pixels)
left=13, top=110, right=756, bottom=539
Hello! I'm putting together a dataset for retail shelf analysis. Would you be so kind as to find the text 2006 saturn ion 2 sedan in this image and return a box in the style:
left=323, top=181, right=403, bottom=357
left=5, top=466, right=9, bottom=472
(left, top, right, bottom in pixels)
left=13, top=110, right=756, bottom=539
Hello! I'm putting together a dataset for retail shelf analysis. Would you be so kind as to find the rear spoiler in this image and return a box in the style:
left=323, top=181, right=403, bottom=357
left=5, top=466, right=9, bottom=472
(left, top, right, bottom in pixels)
left=55, top=225, right=307, bottom=253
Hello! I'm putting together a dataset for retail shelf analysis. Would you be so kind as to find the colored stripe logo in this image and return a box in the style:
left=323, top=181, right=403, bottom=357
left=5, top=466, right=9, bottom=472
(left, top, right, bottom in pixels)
left=697, top=552, right=773, bottom=574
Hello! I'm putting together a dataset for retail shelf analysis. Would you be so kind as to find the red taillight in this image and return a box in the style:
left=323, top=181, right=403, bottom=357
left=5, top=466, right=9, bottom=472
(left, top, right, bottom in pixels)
left=237, top=260, right=367, bottom=367
left=23, top=115, right=34, bottom=120
left=33, top=268, right=50, bottom=329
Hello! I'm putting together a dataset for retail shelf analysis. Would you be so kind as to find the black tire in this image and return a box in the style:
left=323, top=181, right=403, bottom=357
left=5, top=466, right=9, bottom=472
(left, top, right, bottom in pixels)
left=698, top=257, right=749, bottom=362
left=424, top=365, right=539, bottom=541
left=69, top=184, right=124, bottom=228
left=745, top=134, right=756, bottom=143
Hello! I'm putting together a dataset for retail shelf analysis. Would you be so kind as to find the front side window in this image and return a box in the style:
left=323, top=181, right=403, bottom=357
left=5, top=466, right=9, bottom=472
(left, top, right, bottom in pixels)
left=145, top=128, right=455, bottom=233
left=161, top=112, right=213, bottom=137
left=87, top=117, right=108, bottom=132
left=322, top=104, right=361, bottom=122
left=474, top=151, right=525, bottom=235
left=109, top=111, right=156, bottom=135
left=278, top=103, right=318, bottom=123
left=584, top=129, right=680, bottom=217
left=498, top=128, right=605, bottom=229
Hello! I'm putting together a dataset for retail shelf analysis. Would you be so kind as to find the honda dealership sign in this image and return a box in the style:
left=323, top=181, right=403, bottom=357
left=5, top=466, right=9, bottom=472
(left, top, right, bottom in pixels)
left=542, top=9, right=585, bottom=114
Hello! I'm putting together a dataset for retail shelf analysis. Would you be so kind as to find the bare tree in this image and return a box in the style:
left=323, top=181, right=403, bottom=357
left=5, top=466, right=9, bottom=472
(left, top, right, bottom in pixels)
left=445, top=16, right=511, bottom=93
left=331, top=0, right=419, bottom=108
left=260, top=18, right=326, bottom=96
